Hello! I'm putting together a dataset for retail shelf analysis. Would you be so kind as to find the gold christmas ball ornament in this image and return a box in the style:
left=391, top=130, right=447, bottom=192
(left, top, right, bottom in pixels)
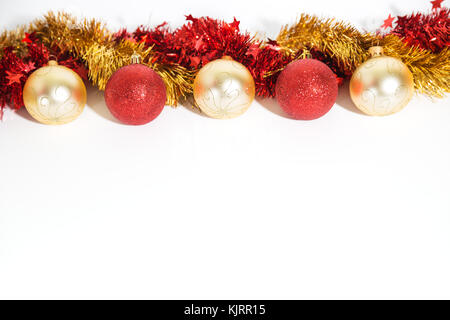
left=193, top=56, right=255, bottom=119
left=349, top=46, right=414, bottom=116
left=23, top=61, right=87, bottom=125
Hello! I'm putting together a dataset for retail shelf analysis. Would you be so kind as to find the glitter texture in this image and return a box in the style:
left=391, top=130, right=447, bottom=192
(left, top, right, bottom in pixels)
left=275, top=59, right=338, bottom=120
left=104, top=64, right=167, bottom=125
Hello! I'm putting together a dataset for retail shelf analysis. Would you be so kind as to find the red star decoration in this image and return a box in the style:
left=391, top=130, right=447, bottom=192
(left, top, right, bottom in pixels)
left=382, top=14, right=395, bottom=29
left=267, top=39, right=279, bottom=47
left=185, top=15, right=197, bottom=23
left=246, top=44, right=260, bottom=58
left=189, top=56, right=201, bottom=68
left=22, top=61, right=35, bottom=73
left=230, top=18, right=240, bottom=31
left=22, top=32, right=34, bottom=44
left=431, top=0, right=443, bottom=10
left=6, top=71, right=23, bottom=85
left=194, top=36, right=204, bottom=51
left=266, top=39, right=280, bottom=50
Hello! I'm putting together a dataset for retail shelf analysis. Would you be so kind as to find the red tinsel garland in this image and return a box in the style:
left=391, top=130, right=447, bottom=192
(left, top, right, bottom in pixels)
left=391, top=7, right=449, bottom=52
left=115, top=16, right=295, bottom=97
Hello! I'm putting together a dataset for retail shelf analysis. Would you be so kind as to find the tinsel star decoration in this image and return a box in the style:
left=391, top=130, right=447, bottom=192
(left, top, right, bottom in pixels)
left=382, top=14, right=396, bottom=29
left=431, top=0, right=444, bottom=10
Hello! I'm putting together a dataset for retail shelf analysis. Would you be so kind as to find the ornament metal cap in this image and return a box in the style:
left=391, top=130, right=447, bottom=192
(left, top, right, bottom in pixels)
left=368, top=46, right=384, bottom=57
left=47, top=60, right=58, bottom=66
left=130, top=52, right=142, bottom=64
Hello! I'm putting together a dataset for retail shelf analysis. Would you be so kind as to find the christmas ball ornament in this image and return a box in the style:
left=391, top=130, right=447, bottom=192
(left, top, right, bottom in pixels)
left=105, top=64, right=167, bottom=125
left=23, top=60, right=87, bottom=125
left=193, top=56, right=255, bottom=119
left=275, top=59, right=338, bottom=120
left=349, top=46, right=414, bottom=116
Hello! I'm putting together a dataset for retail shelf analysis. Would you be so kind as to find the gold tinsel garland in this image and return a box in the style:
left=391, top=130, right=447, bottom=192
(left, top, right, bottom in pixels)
left=1, top=12, right=449, bottom=102
left=277, top=14, right=450, bottom=98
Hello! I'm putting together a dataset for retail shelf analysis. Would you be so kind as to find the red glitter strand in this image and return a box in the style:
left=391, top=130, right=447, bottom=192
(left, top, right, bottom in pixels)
left=389, top=7, right=449, bottom=52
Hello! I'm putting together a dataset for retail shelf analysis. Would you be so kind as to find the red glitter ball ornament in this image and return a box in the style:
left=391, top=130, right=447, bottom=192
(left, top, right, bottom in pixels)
left=275, top=59, right=338, bottom=120
left=104, top=64, right=166, bottom=125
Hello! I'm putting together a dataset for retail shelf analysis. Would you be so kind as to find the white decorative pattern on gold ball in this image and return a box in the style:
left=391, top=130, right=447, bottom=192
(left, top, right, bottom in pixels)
left=23, top=61, right=87, bottom=125
left=193, top=56, right=255, bottom=119
left=349, top=47, right=414, bottom=116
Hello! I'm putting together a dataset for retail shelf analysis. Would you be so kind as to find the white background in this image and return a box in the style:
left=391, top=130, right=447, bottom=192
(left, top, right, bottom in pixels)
left=0, top=0, right=449, bottom=300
